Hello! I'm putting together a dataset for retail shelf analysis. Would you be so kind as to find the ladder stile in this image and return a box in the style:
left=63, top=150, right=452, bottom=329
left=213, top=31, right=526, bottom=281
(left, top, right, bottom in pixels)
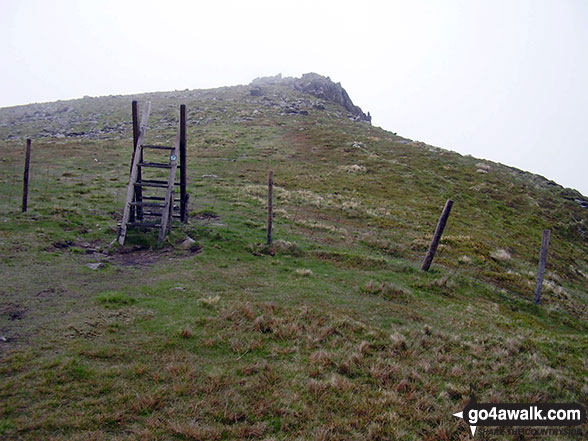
left=117, top=102, right=187, bottom=246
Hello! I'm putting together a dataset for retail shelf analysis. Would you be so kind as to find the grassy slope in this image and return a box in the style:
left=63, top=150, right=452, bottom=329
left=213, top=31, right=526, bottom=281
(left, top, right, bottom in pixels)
left=0, top=83, right=586, bottom=440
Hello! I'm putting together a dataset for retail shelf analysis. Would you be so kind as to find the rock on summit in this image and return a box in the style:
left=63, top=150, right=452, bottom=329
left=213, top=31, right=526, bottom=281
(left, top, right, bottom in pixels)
left=250, top=73, right=371, bottom=123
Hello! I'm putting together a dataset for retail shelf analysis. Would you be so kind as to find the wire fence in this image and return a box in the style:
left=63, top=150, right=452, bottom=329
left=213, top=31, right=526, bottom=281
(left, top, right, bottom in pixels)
left=0, top=139, right=132, bottom=231
left=0, top=137, right=584, bottom=318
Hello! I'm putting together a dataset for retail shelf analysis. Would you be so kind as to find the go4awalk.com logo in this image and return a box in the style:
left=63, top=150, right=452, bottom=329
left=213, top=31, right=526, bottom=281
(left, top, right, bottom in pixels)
left=452, top=389, right=586, bottom=437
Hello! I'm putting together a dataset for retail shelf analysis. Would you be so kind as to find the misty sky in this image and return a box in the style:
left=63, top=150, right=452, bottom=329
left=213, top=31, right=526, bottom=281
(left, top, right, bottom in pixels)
left=2, top=0, right=587, bottom=195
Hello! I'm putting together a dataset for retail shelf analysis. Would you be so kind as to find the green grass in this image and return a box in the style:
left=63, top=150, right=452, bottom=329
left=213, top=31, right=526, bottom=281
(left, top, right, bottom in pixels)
left=0, top=81, right=586, bottom=440
left=96, top=292, right=137, bottom=308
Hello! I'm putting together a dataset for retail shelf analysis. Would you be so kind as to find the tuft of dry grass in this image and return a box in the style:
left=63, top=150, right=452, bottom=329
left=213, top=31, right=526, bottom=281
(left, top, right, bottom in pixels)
left=178, top=327, right=194, bottom=339
left=360, top=280, right=409, bottom=300
left=197, top=295, right=220, bottom=308
left=253, top=314, right=274, bottom=334
left=169, top=421, right=221, bottom=440
left=295, top=268, right=313, bottom=277
left=358, top=341, right=372, bottom=354
left=338, top=164, right=367, bottom=173
left=426, top=277, right=456, bottom=293
left=310, top=350, right=333, bottom=366
left=389, top=333, right=408, bottom=351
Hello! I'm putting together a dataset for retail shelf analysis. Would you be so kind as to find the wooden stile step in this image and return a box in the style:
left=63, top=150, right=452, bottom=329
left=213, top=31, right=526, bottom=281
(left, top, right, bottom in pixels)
left=138, top=162, right=173, bottom=169
left=140, top=212, right=182, bottom=219
left=127, top=221, right=161, bottom=228
left=135, top=179, right=181, bottom=188
left=142, top=144, right=174, bottom=150
left=142, top=196, right=181, bottom=202
left=130, top=201, right=166, bottom=208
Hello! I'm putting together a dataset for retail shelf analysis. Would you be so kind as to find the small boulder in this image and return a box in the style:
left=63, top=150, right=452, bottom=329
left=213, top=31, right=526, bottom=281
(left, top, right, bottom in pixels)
left=178, top=236, right=196, bottom=250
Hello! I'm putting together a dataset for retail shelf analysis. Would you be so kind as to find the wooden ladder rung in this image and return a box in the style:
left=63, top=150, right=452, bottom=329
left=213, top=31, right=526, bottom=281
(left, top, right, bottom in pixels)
left=135, top=181, right=166, bottom=188
left=135, top=180, right=181, bottom=188
left=140, top=212, right=182, bottom=218
left=127, top=221, right=161, bottom=228
left=130, top=201, right=165, bottom=207
left=138, top=162, right=172, bottom=169
left=142, top=196, right=182, bottom=202
left=142, top=144, right=174, bottom=150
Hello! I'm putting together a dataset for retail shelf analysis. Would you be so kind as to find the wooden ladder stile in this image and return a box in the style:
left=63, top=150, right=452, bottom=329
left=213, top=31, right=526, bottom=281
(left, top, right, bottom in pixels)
left=118, top=102, right=152, bottom=245
left=117, top=101, right=188, bottom=246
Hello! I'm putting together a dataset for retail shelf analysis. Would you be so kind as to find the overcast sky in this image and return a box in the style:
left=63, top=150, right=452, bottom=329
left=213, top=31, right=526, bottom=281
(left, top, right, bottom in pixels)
left=2, top=0, right=587, bottom=195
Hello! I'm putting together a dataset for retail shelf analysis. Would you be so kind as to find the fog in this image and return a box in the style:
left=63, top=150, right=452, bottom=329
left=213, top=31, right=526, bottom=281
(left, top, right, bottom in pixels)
left=2, top=0, right=587, bottom=194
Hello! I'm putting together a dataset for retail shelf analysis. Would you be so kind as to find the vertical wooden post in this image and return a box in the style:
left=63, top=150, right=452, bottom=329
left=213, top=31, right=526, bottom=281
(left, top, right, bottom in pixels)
left=21, top=139, right=32, bottom=213
left=179, top=104, right=187, bottom=223
left=533, top=229, right=551, bottom=305
left=421, top=199, right=453, bottom=271
left=267, top=170, right=274, bottom=245
left=131, top=100, right=141, bottom=221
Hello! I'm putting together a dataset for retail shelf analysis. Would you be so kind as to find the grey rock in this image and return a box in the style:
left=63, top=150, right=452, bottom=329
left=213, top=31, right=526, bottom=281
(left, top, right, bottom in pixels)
left=178, top=236, right=196, bottom=250
left=249, top=73, right=371, bottom=123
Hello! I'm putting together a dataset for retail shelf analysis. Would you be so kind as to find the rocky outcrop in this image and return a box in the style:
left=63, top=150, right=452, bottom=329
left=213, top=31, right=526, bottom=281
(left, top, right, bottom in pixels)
left=250, top=73, right=371, bottom=123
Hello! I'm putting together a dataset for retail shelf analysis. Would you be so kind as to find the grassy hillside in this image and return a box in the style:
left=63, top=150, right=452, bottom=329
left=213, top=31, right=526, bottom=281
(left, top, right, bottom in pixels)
left=0, top=78, right=586, bottom=440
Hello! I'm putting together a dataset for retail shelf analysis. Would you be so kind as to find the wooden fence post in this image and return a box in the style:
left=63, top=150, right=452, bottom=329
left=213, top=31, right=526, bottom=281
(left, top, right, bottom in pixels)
left=421, top=199, right=453, bottom=271
left=267, top=170, right=274, bottom=245
left=22, top=139, right=32, bottom=213
left=533, top=229, right=551, bottom=305
left=131, top=100, right=141, bottom=221
left=179, top=104, right=187, bottom=223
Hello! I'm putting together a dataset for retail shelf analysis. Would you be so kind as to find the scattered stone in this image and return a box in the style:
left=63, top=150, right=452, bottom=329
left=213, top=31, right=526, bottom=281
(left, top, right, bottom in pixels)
left=490, top=249, right=511, bottom=262
left=178, top=236, right=196, bottom=250
left=476, top=162, right=491, bottom=171
left=250, top=86, right=263, bottom=96
left=339, top=164, right=367, bottom=174
left=53, top=240, right=73, bottom=249
left=202, top=174, right=218, bottom=179
left=8, top=309, right=24, bottom=320
left=86, top=262, right=106, bottom=270
left=171, top=286, right=186, bottom=291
